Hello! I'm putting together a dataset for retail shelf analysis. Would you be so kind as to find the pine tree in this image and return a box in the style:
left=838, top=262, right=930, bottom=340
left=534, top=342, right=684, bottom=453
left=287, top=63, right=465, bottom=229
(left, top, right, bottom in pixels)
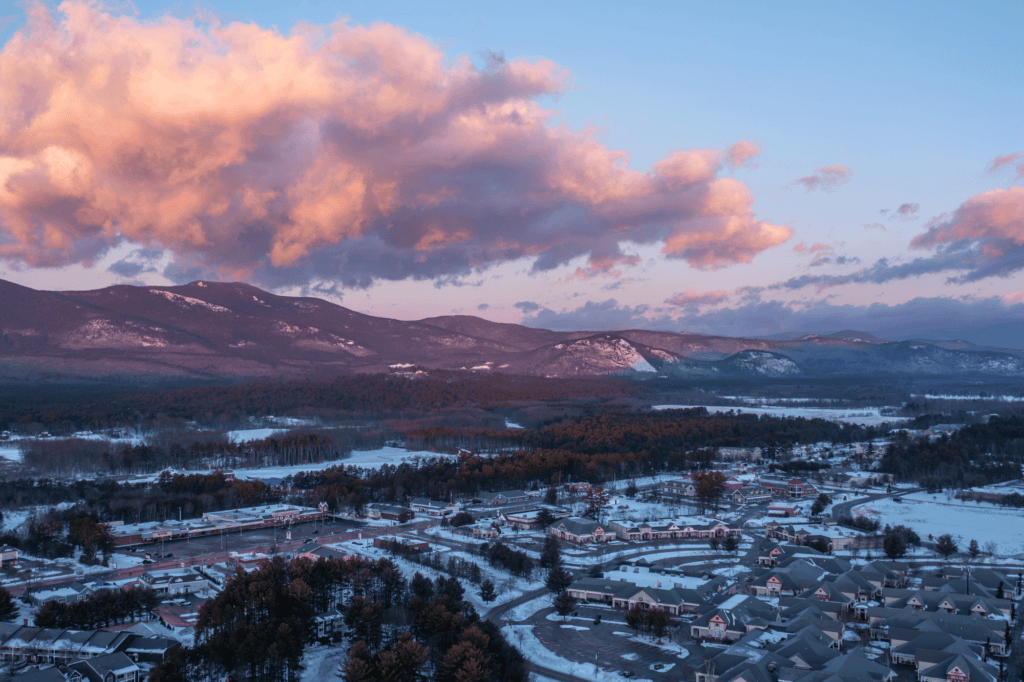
left=479, top=579, right=497, bottom=604
left=539, top=535, right=562, bottom=569
left=935, top=534, right=958, bottom=559
left=968, top=539, right=980, bottom=559
left=553, top=590, right=575, bottom=617
left=545, top=564, right=572, bottom=594
left=0, top=587, right=17, bottom=623
left=884, top=532, right=907, bottom=560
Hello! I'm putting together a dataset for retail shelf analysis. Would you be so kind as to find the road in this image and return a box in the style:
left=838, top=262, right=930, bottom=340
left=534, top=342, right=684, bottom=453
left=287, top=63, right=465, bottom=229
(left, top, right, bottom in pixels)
left=7, top=519, right=439, bottom=596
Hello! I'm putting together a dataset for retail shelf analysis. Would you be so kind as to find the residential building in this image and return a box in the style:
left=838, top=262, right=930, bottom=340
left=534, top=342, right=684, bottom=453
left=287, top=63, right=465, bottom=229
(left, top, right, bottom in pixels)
left=549, top=518, right=609, bottom=544
left=475, top=490, right=529, bottom=506
left=139, top=569, right=208, bottom=596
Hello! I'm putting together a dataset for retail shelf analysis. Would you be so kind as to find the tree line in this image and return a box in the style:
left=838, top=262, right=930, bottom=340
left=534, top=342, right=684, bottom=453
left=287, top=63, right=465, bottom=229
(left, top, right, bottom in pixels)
left=879, top=414, right=1024, bottom=487
left=149, top=555, right=528, bottom=682
left=1, top=373, right=635, bottom=431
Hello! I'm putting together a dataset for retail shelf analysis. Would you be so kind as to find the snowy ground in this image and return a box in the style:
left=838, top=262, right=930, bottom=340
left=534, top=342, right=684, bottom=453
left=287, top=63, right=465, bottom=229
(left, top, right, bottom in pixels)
left=332, top=446, right=458, bottom=469
left=653, top=404, right=904, bottom=426
left=329, top=538, right=543, bottom=608
left=853, top=492, right=1024, bottom=555
left=505, top=624, right=656, bottom=682
left=300, top=642, right=347, bottom=682
left=226, top=428, right=286, bottom=442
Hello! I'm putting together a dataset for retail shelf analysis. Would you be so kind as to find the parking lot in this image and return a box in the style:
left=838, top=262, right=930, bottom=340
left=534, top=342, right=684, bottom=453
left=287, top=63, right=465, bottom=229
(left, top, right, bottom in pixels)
left=114, top=517, right=365, bottom=564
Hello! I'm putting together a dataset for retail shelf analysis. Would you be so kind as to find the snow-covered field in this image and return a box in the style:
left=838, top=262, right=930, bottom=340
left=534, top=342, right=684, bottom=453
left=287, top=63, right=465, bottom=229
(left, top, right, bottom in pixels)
left=653, top=404, right=903, bottom=426
left=0, top=444, right=22, bottom=462
left=853, top=493, right=1024, bottom=554
left=503, top=624, right=655, bottom=682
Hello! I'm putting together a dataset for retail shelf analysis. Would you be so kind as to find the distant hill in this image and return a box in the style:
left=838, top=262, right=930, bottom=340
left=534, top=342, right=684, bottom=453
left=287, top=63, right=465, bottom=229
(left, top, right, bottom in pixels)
left=3, top=278, right=1023, bottom=382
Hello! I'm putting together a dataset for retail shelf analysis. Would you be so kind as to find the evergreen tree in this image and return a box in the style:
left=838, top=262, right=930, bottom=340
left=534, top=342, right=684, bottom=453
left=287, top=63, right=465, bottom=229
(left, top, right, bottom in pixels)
left=545, top=564, right=572, bottom=594
left=479, top=579, right=497, bottom=604
left=553, top=590, right=575, bottom=617
left=935, top=534, right=958, bottom=559
left=544, top=486, right=558, bottom=505
left=539, top=535, right=562, bottom=569
left=968, top=539, right=980, bottom=559
left=0, top=587, right=17, bottom=622
left=883, top=532, right=907, bottom=560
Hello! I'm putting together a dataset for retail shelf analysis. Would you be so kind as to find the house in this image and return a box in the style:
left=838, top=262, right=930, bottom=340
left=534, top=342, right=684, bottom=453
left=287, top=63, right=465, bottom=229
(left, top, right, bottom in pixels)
left=365, top=504, right=413, bottom=521
left=732, top=487, right=773, bottom=505
left=10, top=669, right=68, bottom=682
left=917, top=651, right=998, bottom=682
left=68, top=651, right=140, bottom=682
left=0, top=545, right=19, bottom=566
left=499, top=507, right=570, bottom=530
left=314, top=607, right=345, bottom=640
left=140, top=569, right=208, bottom=596
left=567, top=576, right=724, bottom=615
left=409, top=498, right=458, bottom=517
left=758, top=543, right=824, bottom=567
left=297, top=544, right=354, bottom=562
left=549, top=518, right=609, bottom=544
left=690, top=595, right=775, bottom=642
left=25, top=582, right=95, bottom=607
left=750, top=571, right=803, bottom=597
left=763, top=479, right=818, bottom=499
left=475, top=490, right=529, bottom=506
left=691, top=610, right=746, bottom=642
left=659, top=479, right=695, bottom=499
left=0, top=625, right=174, bottom=666
left=767, top=505, right=798, bottom=517
left=606, top=517, right=741, bottom=541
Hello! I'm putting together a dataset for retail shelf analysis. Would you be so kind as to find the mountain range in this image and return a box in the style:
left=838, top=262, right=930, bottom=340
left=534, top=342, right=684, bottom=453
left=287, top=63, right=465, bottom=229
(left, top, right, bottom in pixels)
left=3, top=278, right=1024, bottom=382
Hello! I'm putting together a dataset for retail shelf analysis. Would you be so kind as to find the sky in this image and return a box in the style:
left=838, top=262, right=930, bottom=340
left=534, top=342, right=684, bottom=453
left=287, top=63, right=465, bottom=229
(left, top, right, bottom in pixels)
left=1, top=1, right=1023, bottom=345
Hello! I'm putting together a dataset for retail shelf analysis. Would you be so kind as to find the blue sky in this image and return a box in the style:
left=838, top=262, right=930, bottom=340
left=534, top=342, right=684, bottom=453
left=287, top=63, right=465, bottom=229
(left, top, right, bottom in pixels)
left=1, top=0, right=1022, bottom=344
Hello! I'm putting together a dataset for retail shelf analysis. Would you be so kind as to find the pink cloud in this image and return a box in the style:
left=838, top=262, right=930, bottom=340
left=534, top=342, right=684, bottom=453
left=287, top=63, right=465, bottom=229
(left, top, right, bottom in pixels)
left=0, top=3, right=791, bottom=286
left=1003, top=291, right=1024, bottom=305
left=989, top=152, right=1024, bottom=179
left=665, top=289, right=729, bottom=307
left=791, top=165, right=853, bottom=193
left=912, top=186, right=1024, bottom=252
left=792, top=241, right=807, bottom=253
left=725, top=140, right=761, bottom=168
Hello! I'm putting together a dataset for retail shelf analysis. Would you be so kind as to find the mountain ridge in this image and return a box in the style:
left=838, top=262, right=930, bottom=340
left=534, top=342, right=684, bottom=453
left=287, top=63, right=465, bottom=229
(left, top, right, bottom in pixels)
left=3, top=278, right=1023, bottom=382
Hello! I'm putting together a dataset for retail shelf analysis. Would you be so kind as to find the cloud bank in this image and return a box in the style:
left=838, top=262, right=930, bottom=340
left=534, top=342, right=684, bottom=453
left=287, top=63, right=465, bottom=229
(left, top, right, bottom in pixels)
left=0, top=3, right=790, bottom=288
left=520, top=296, right=1024, bottom=347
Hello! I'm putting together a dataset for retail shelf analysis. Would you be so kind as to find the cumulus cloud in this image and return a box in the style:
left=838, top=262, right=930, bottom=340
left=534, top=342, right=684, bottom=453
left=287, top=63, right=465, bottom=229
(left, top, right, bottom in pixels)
left=0, top=3, right=791, bottom=288
left=665, top=290, right=729, bottom=307
left=725, top=140, right=761, bottom=168
left=791, top=165, right=853, bottom=193
left=775, top=186, right=1024, bottom=290
left=990, top=152, right=1024, bottom=179
left=910, top=186, right=1024, bottom=282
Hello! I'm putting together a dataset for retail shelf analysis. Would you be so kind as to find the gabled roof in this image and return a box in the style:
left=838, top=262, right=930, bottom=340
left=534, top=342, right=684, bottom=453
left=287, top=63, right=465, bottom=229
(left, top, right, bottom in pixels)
left=69, top=651, right=139, bottom=680
left=551, top=517, right=603, bottom=535
left=822, top=648, right=894, bottom=680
